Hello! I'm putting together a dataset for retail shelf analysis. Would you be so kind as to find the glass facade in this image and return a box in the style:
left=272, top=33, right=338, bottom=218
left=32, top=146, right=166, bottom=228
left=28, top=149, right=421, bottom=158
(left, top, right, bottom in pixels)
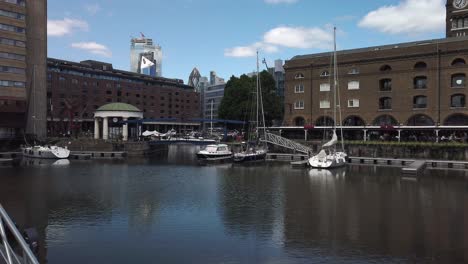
left=130, top=37, right=162, bottom=77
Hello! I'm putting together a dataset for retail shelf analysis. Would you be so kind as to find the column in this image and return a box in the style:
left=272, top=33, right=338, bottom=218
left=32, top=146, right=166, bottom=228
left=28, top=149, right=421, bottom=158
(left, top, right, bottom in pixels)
left=122, top=118, right=128, bottom=141
left=435, top=129, right=440, bottom=143
left=363, top=129, right=367, bottom=142
left=397, top=130, right=401, bottom=142
left=94, top=118, right=100, bottom=139
left=103, top=117, right=109, bottom=140
left=304, top=129, right=308, bottom=141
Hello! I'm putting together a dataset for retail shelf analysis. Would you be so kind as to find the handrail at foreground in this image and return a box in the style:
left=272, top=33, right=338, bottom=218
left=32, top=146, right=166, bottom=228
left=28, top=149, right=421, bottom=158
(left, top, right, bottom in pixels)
left=0, top=204, right=39, bottom=264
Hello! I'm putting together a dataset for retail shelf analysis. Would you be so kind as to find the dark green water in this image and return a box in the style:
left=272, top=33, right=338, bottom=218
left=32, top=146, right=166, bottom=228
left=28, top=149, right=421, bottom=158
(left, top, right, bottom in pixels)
left=0, top=145, right=467, bottom=264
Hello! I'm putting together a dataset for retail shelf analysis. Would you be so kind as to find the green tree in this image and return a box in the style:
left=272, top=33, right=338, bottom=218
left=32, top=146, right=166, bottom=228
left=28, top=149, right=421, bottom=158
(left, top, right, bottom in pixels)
left=218, top=71, right=283, bottom=126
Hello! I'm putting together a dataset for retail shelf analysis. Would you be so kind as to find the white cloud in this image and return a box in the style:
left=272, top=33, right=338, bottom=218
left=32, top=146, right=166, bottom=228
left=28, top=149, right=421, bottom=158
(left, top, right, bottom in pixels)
left=264, top=0, right=298, bottom=4
left=85, top=3, right=101, bottom=15
left=263, top=26, right=333, bottom=49
left=225, top=42, right=279, bottom=58
left=225, top=26, right=333, bottom=58
left=47, top=18, right=88, bottom=37
left=71, top=42, right=112, bottom=57
left=358, top=0, right=445, bottom=35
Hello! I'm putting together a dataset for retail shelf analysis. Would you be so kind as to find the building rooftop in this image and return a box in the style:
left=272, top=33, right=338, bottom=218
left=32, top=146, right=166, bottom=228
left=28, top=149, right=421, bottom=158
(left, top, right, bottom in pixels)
left=290, top=36, right=468, bottom=61
left=96, top=103, right=141, bottom=112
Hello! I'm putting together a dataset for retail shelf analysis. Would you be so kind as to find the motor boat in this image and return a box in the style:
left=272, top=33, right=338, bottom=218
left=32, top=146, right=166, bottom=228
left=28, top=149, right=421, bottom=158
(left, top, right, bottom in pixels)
left=196, top=144, right=233, bottom=161
left=233, top=146, right=267, bottom=163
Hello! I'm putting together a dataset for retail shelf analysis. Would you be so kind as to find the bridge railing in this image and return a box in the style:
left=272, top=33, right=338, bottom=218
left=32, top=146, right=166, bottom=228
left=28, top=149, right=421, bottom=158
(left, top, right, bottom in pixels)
left=262, top=133, right=312, bottom=155
left=0, top=204, right=39, bottom=264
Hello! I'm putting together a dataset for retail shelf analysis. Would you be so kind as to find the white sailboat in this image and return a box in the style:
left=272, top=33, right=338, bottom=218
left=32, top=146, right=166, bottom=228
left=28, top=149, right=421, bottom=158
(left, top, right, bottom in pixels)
left=21, top=65, right=70, bottom=159
left=308, top=27, right=347, bottom=169
left=233, top=51, right=268, bottom=163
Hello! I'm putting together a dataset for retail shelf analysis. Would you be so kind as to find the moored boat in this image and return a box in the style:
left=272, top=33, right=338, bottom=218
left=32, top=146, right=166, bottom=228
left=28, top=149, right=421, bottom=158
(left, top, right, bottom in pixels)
left=196, top=144, right=233, bottom=161
left=22, top=145, right=70, bottom=159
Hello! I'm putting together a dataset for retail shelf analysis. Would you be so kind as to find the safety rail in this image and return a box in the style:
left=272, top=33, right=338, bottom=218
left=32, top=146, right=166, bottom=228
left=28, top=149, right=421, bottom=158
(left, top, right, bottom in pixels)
left=262, top=133, right=312, bottom=155
left=0, top=204, right=39, bottom=264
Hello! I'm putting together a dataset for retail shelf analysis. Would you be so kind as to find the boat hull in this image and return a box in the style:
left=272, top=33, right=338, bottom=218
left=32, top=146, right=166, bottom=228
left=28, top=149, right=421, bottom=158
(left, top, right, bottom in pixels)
left=196, top=153, right=233, bottom=161
left=233, top=151, right=267, bottom=163
left=308, top=152, right=347, bottom=169
left=22, top=146, right=70, bottom=159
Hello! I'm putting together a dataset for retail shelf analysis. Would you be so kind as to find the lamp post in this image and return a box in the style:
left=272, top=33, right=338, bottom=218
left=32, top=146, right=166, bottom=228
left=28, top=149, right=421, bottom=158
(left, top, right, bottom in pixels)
left=210, top=99, right=214, bottom=136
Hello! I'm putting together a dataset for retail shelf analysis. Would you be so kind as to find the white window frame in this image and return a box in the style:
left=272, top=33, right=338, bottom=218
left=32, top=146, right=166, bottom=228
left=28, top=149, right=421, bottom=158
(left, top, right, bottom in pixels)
left=294, top=84, right=304, bottom=93
left=348, top=81, right=360, bottom=90
left=320, top=83, right=330, bottom=92
left=320, top=100, right=330, bottom=109
left=348, top=68, right=360, bottom=75
left=348, top=99, right=360, bottom=108
left=295, top=73, right=305, bottom=79
left=320, top=71, right=330, bottom=77
left=294, top=100, right=304, bottom=109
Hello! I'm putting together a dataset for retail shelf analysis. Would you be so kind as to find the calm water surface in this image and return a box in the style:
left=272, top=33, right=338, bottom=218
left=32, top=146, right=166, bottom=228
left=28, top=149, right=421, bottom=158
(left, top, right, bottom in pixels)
left=0, top=145, right=467, bottom=264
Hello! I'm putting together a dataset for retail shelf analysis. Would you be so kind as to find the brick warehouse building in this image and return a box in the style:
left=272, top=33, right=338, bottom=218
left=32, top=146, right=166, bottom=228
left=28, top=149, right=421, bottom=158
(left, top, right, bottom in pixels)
left=46, top=58, right=201, bottom=137
left=282, top=0, right=468, bottom=141
left=0, top=0, right=47, bottom=140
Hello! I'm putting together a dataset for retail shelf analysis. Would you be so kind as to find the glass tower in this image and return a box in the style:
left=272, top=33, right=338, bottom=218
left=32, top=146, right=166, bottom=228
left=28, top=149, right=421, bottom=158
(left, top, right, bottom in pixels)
left=130, top=35, right=162, bottom=77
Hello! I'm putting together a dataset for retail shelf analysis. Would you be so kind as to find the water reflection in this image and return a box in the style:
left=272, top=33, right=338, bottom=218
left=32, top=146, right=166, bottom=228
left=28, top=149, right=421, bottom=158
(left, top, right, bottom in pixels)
left=21, top=158, right=70, bottom=167
left=0, top=145, right=466, bottom=263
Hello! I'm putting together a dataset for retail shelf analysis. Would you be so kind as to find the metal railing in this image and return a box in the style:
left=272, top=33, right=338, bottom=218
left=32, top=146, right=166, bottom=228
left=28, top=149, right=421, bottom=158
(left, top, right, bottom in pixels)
left=262, top=133, right=312, bottom=155
left=0, top=204, right=39, bottom=264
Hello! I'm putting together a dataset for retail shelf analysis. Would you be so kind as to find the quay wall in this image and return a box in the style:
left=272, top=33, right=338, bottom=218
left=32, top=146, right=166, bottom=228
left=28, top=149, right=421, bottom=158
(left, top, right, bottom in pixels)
left=279, top=140, right=468, bottom=161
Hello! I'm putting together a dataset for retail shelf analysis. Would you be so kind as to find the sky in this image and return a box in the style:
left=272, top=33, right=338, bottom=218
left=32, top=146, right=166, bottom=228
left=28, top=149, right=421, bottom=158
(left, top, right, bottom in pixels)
left=47, top=0, right=446, bottom=83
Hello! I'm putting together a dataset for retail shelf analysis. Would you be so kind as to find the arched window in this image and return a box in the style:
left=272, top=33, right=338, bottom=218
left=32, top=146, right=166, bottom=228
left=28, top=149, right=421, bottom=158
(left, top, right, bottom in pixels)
left=444, top=113, right=468, bottom=126
left=414, top=76, right=427, bottom=89
left=413, top=96, right=427, bottom=109
left=343, top=115, right=365, bottom=126
left=451, top=58, right=466, bottom=66
left=295, top=73, right=305, bottom=79
left=315, top=116, right=335, bottom=126
left=407, top=114, right=434, bottom=126
left=414, top=62, right=427, bottom=69
left=380, top=65, right=392, bottom=72
left=451, top=73, right=466, bottom=87
left=373, top=115, right=398, bottom=126
left=294, top=116, right=305, bottom=126
left=379, top=97, right=392, bottom=110
left=320, top=70, right=330, bottom=77
left=379, top=79, right=392, bottom=91
left=451, top=94, right=466, bottom=108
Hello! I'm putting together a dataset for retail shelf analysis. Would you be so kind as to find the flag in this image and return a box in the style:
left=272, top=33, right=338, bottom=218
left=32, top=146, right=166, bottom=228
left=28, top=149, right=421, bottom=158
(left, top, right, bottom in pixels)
left=140, top=56, right=155, bottom=69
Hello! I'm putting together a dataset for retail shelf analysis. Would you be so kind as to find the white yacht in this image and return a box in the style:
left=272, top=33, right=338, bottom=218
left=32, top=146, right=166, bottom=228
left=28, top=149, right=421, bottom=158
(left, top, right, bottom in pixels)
left=308, top=27, right=347, bottom=169
left=196, top=144, right=233, bottom=161
left=22, top=145, right=70, bottom=159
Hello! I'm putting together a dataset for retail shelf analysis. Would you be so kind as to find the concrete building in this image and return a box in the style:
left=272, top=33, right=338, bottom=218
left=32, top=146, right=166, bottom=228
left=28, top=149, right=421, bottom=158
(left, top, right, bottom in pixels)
left=46, top=58, right=201, bottom=137
left=282, top=0, right=468, bottom=140
left=0, top=0, right=47, bottom=140
left=130, top=34, right=162, bottom=77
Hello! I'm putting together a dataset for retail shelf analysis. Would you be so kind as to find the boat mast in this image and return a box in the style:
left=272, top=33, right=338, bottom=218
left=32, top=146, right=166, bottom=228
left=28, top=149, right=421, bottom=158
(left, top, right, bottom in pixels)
left=333, top=27, right=345, bottom=151
left=257, top=52, right=267, bottom=144
left=256, top=51, right=260, bottom=140
left=333, top=27, right=337, bottom=153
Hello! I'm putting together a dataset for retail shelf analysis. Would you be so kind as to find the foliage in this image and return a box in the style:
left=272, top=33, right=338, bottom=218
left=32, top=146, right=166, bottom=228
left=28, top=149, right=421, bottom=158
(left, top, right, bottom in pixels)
left=218, top=71, right=283, bottom=126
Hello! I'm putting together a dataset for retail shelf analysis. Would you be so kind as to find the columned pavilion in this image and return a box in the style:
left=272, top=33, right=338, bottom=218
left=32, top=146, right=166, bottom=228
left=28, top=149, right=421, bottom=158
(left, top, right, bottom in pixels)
left=94, top=103, right=143, bottom=141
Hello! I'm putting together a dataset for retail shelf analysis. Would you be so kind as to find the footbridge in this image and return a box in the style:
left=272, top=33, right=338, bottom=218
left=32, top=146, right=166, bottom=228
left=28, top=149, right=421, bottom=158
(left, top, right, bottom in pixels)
left=262, top=133, right=312, bottom=155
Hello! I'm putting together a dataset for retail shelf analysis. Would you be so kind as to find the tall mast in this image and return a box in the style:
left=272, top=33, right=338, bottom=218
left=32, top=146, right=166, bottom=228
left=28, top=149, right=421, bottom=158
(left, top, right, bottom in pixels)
left=256, top=51, right=260, bottom=138
left=333, top=27, right=337, bottom=132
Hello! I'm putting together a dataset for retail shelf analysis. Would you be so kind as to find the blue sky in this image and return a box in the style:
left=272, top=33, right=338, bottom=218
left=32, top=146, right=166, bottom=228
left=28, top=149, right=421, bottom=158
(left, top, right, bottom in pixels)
left=47, top=0, right=446, bottom=82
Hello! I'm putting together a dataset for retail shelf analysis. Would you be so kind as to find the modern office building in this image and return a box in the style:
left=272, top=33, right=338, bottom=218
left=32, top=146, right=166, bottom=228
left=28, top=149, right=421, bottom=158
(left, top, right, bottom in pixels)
left=282, top=0, right=468, bottom=140
left=130, top=34, right=162, bottom=77
left=0, top=0, right=47, bottom=140
left=46, top=58, right=200, bottom=136
left=202, top=83, right=225, bottom=122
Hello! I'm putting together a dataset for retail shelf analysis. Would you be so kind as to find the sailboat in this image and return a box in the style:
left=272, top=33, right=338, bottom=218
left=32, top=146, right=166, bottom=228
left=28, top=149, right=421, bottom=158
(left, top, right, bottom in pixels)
left=308, top=27, right=347, bottom=169
left=21, top=65, right=70, bottom=159
left=233, top=51, right=268, bottom=163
